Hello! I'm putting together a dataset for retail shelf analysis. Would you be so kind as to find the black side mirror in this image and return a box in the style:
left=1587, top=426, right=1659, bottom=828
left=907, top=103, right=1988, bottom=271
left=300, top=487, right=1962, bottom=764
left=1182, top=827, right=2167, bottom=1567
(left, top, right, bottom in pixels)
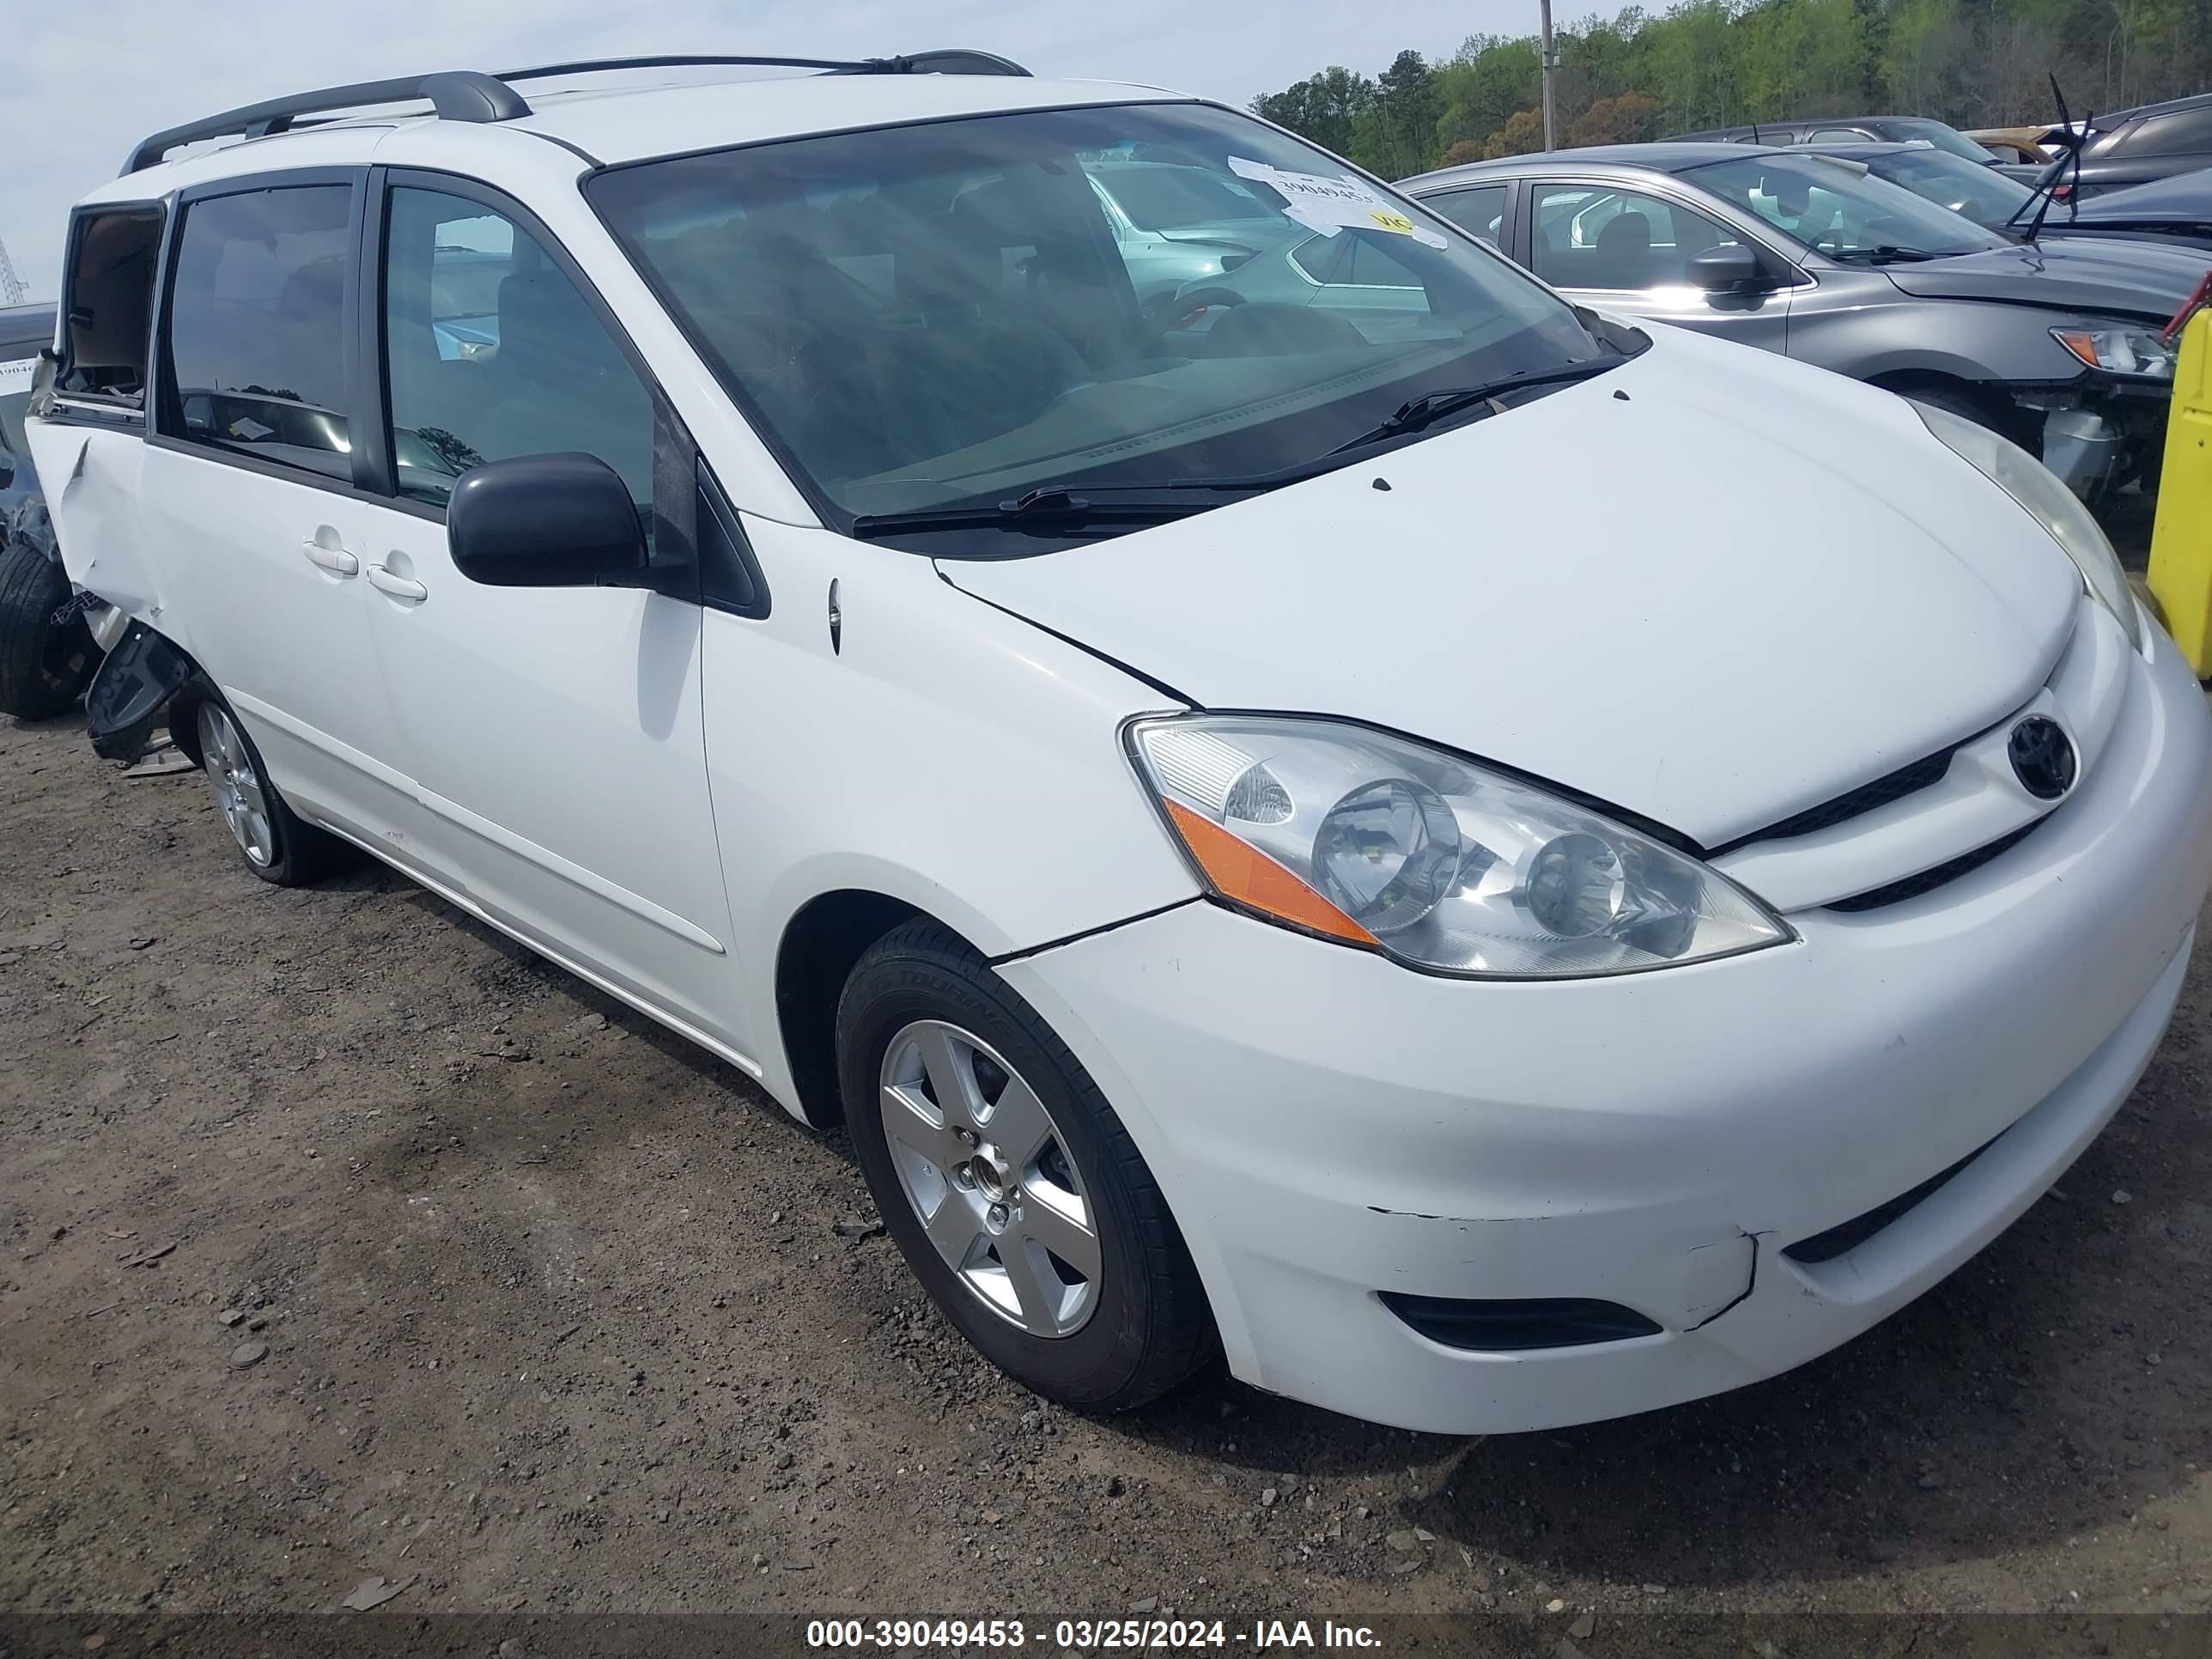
left=447, top=453, right=647, bottom=588
left=1687, top=244, right=1766, bottom=292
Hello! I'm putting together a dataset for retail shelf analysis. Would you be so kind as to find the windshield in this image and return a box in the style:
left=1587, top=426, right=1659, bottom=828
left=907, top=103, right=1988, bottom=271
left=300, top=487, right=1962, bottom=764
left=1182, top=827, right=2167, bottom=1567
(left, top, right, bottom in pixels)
left=1092, top=163, right=1279, bottom=230
left=1885, top=118, right=2001, bottom=163
left=1682, top=152, right=2012, bottom=259
left=588, top=102, right=1606, bottom=537
left=1858, top=147, right=2035, bottom=231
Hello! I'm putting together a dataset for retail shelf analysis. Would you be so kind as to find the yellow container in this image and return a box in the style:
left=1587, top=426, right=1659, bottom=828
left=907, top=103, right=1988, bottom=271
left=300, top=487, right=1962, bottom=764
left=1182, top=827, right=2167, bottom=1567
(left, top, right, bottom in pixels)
left=2147, top=306, right=2212, bottom=678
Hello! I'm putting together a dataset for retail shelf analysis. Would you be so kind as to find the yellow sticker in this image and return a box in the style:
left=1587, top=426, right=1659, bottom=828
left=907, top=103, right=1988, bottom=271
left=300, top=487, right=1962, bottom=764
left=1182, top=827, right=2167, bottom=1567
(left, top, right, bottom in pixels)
left=1368, top=210, right=1415, bottom=234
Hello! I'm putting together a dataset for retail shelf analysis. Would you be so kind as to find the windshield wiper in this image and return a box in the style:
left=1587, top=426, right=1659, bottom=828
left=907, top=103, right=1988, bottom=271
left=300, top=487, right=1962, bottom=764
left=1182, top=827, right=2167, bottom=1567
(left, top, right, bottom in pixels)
left=1831, top=245, right=1937, bottom=264
left=1834, top=245, right=1944, bottom=264
left=848, top=357, right=1626, bottom=539
left=1328, top=360, right=1617, bottom=456
left=848, top=479, right=1273, bottom=540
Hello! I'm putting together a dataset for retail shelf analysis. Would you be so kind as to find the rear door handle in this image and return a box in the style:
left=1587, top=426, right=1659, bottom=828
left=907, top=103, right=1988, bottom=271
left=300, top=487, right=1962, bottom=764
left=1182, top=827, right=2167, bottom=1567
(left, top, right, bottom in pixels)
left=367, top=563, right=428, bottom=603
left=301, top=539, right=359, bottom=575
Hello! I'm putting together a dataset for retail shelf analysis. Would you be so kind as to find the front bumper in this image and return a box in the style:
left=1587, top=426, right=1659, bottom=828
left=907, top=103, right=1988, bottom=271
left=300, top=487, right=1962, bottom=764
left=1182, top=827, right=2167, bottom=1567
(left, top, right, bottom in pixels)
left=1001, top=625, right=2212, bottom=1434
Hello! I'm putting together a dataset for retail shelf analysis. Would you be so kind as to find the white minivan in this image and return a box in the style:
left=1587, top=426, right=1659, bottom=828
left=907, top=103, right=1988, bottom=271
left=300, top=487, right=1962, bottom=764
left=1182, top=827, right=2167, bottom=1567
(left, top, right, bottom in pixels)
left=30, top=52, right=2212, bottom=1435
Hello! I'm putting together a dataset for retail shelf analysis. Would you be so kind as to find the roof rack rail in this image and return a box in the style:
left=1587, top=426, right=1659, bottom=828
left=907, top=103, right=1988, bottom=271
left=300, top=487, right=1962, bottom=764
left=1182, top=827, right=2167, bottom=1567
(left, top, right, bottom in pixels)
left=499, top=51, right=1030, bottom=83
left=122, top=50, right=1031, bottom=177
left=122, top=71, right=527, bottom=176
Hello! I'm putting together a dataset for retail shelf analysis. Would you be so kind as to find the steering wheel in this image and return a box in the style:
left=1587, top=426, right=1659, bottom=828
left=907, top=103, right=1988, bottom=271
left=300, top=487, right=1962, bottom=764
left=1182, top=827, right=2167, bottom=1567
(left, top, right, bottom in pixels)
left=1137, top=285, right=1248, bottom=352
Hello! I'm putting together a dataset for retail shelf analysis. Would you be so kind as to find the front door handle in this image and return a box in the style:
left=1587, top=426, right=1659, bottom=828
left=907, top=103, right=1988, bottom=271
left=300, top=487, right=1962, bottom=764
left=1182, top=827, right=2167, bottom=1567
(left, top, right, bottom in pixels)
left=301, top=539, right=359, bottom=576
left=367, top=563, right=428, bottom=603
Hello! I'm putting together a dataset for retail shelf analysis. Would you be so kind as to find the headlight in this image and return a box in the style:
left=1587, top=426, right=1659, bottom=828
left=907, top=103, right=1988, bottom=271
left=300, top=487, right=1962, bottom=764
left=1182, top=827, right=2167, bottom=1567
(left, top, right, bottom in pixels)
left=1911, top=400, right=2142, bottom=650
left=2051, top=325, right=2176, bottom=380
left=1127, top=715, right=1790, bottom=979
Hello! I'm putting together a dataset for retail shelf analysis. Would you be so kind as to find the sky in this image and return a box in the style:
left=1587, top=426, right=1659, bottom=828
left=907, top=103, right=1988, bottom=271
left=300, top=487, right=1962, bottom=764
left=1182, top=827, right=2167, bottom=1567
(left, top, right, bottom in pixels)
left=3, top=0, right=1534, bottom=303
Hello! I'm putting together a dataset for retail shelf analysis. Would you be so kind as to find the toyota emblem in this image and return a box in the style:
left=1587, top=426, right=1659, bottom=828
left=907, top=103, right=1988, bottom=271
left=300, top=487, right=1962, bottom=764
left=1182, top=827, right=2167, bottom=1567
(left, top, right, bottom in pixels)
left=2008, top=715, right=2076, bottom=801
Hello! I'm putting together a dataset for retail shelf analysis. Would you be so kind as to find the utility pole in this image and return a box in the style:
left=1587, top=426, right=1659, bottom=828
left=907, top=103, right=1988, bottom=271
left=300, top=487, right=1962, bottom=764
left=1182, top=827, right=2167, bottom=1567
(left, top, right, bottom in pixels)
left=1538, top=0, right=1559, bottom=151
left=0, top=238, right=27, bottom=307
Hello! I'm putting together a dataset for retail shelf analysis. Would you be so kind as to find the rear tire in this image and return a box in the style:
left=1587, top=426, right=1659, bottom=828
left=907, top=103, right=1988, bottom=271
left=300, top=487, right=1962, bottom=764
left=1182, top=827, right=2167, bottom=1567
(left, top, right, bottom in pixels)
left=0, top=539, right=98, bottom=720
left=838, top=919, right=1213, bottom=1412
left=183, top=685, right=360, bottom=886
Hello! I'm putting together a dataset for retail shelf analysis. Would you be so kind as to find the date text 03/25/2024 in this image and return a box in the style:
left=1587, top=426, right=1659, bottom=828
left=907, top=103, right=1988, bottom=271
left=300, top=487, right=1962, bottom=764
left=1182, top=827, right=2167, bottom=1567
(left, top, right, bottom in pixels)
left=805, top=1619, right=1383, bottom=1649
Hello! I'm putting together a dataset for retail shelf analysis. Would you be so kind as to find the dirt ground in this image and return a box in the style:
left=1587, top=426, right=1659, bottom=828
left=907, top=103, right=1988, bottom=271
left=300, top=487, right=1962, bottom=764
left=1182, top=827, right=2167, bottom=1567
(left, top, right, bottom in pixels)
left=3, top=703, right=2210, bottom=1637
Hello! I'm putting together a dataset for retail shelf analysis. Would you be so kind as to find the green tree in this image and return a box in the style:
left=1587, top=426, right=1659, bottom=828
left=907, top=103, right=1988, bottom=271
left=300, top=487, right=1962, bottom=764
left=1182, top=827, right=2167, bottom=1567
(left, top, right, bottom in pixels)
left=1434, top=34, right=1541, bottom=156
left=1351, top=50, right=1444, bottom=176
left=1246, top=2, right=2212, bottom=168
left=1567, top=90, right=1665, bottom=146
left=1484, top=108, right=1549, bottom=159
left=1251, top=65, right=1376, bottom=157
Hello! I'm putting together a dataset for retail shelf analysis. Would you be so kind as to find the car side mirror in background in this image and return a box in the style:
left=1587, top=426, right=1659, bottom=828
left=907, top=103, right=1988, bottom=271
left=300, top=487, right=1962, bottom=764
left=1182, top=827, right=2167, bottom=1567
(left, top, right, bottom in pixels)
left=1687, top=244, right=1767, bottom=293
left=447, top=453, right=647, bottom=587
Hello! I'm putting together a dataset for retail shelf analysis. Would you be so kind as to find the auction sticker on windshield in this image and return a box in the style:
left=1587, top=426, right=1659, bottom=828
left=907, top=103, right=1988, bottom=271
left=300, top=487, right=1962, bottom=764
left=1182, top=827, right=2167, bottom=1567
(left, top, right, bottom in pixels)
left=1228, top=156, right=1449, bottom=246
left=0, top=359, right=35, bottom=397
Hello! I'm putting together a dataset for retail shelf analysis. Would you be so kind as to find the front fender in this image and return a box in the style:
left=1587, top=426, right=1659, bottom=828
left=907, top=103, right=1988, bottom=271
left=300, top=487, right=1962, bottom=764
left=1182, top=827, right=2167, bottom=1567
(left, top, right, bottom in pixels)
left=1797, top=298, right=2091, bottom=387
left=703, top=516, right=1202, bottom=1115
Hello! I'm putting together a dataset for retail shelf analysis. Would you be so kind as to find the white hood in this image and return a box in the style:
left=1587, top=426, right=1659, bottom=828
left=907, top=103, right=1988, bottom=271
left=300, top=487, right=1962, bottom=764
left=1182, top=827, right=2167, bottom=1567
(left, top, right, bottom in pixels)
left=940, top=326, right=2081, bottom=848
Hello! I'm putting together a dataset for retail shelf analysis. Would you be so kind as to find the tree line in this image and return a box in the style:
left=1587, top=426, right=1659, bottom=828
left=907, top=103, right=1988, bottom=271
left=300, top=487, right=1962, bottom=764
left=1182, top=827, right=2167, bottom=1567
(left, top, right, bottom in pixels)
left=1249, top=0, right=2210, bottom=177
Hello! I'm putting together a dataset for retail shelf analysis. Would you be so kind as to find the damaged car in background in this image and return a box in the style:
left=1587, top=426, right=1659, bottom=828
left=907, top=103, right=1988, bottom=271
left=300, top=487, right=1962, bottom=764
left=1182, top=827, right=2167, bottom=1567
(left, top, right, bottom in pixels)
left=1397, top=144, right=2212, bottom=506
left=1, top=304, right=125, bottom=720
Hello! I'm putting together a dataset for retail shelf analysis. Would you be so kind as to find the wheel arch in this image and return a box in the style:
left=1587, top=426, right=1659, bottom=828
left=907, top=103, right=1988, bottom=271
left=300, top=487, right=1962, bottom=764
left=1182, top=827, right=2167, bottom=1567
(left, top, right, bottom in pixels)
left=773, top=888, right=929, bottom=1130
left=163, top=665, right=222, bottom=768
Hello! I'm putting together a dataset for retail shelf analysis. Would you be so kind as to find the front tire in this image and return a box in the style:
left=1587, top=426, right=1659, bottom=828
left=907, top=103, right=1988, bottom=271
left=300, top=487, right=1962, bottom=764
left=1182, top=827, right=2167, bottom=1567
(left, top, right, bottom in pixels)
left=838, top=919, right=1213, bottom=1411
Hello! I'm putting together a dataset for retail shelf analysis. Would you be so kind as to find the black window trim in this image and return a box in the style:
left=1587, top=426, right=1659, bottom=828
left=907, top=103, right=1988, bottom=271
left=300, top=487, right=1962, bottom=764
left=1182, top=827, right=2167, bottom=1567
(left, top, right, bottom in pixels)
left=149, top=165, right=370, bottom=495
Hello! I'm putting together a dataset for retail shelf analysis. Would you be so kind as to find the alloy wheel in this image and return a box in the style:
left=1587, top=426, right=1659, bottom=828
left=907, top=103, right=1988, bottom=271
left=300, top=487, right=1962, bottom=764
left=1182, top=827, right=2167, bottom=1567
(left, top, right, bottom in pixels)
left=197, top=702, right=275, bottom=868
left=877, top=1019, right=1102, bottom=1338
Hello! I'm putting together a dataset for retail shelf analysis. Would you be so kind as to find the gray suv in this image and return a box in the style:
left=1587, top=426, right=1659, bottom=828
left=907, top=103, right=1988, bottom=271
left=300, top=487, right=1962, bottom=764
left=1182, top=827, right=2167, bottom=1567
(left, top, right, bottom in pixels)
left=1396, top=144, right=2212, bottom=501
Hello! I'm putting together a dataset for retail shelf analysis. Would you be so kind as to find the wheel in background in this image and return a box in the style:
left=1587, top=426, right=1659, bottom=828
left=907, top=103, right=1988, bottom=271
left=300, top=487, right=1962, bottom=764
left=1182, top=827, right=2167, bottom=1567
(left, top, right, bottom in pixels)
left=0, top=540, right=98, bottom=720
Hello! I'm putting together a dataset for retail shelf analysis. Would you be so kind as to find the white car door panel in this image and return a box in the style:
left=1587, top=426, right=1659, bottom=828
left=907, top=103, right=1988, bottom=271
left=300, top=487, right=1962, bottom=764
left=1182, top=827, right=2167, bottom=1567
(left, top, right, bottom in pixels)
left=357, top=179, right=745, bottom=1054
left=146, top=178, right=416, bottom=846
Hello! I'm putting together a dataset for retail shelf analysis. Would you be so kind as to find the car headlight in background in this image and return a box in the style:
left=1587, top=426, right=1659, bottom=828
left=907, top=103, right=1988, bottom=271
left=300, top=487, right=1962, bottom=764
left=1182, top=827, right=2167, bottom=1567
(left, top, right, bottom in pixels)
left=1911, top=400, right=2142, bottom=651
left=1127, top=715, right=1790, bottom=978
left=2051, top=325, right=2177, bottom=380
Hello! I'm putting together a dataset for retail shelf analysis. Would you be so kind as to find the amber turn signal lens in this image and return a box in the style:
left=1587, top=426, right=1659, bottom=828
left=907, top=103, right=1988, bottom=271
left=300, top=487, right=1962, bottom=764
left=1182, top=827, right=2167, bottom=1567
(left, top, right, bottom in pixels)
left=2051, top=329, right=2100, bottom=370
left=1163, top=799, right=1378, bottom=946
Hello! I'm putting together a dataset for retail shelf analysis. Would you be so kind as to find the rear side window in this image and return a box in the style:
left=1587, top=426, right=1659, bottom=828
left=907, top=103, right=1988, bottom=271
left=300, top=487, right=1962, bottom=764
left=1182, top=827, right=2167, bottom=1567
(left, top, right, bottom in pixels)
left=163, top=185, right=354, bottom=482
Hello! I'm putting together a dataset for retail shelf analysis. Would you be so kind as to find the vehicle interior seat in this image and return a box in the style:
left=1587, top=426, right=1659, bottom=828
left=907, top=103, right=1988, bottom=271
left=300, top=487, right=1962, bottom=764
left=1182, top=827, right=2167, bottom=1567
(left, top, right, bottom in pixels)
left=1590, top=212, right=1656, bottom=287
